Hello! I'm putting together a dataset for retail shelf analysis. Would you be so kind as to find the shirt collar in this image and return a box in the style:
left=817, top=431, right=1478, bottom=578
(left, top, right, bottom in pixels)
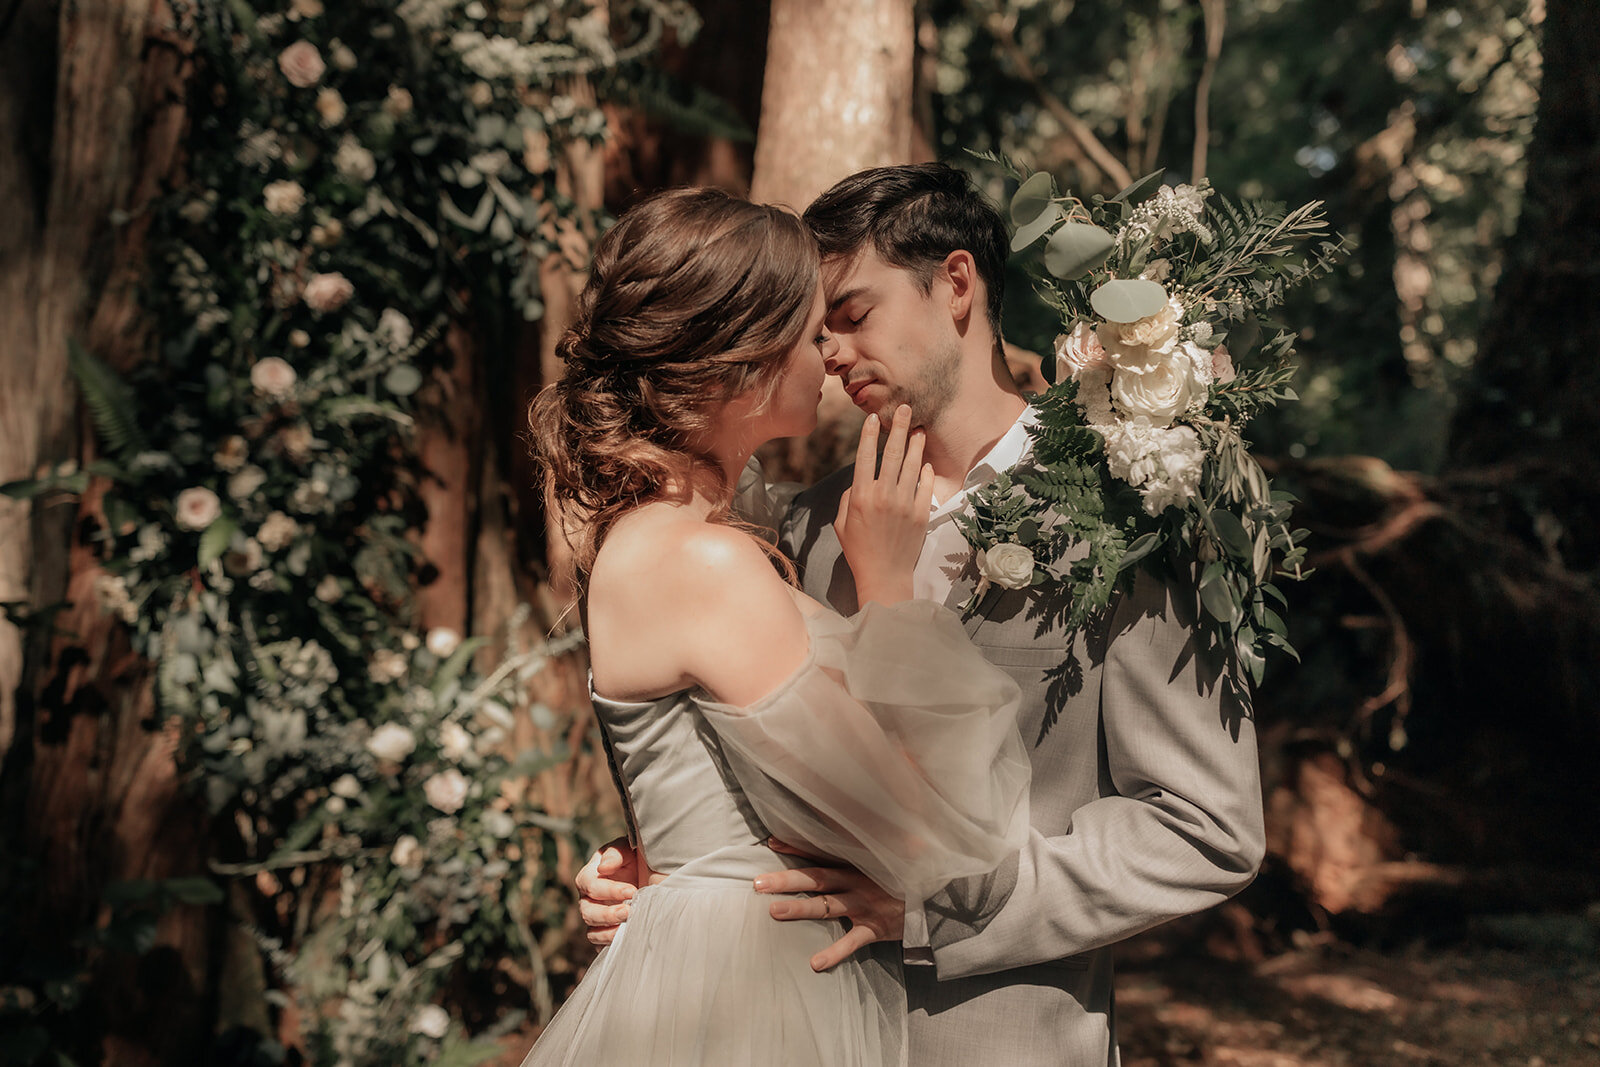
left=929, top=405, right=1038, bottom=518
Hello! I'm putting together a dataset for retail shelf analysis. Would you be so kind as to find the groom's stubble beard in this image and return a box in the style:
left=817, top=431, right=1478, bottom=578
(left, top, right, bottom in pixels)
left=873, top=334, right=962, bottom=429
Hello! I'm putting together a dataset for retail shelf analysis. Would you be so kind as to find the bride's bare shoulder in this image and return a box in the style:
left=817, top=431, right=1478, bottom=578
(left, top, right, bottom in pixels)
left=591, top=506, right=779, bottom=604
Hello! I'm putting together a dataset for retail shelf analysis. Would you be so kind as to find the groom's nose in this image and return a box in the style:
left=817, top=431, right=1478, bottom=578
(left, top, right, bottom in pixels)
left=822, top=335, right=855, bottom=378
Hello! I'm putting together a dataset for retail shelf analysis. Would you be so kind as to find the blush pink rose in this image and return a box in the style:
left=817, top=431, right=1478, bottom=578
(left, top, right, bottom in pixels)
left=1211, top=344, right=1237, bottom=384
left=1052, top=321, right=1110, bottom=380
left=277, top=41, right=325, bottom=88
left=303, top=271, right=354, bottom=312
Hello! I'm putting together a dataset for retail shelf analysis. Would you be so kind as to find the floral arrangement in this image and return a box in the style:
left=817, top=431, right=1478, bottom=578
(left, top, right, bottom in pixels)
left=959, top=161, right=1344, bottom=680
left=3, top=1, right=709, bottom=1063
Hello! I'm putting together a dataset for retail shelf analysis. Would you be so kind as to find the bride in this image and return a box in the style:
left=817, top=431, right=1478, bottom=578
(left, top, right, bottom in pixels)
left=522, top=187, right=1030, bottom=1065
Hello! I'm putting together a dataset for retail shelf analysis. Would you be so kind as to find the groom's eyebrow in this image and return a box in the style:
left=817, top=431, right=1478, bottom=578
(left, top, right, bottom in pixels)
left=828, top=287, right=870, bottom=313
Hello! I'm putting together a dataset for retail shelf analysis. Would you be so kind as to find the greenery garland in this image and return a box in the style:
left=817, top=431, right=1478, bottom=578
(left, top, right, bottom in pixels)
left=3, top=1, right=712, bottom=1063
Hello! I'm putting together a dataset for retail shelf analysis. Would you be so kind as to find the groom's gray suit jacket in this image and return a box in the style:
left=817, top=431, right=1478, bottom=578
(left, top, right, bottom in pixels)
left=778, top=463, right=1265, bottom=1067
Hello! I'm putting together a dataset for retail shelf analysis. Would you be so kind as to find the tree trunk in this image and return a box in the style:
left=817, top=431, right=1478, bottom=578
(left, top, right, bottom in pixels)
left=749, top=0, right=916, bottom=209
left=1448, top=0, right=1599, bottom=569
left=1, top=1, right=215, bottom=1064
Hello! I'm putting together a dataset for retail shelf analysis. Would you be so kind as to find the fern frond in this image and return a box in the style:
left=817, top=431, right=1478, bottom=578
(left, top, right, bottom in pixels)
left=68, top=339, right=150, bottom=458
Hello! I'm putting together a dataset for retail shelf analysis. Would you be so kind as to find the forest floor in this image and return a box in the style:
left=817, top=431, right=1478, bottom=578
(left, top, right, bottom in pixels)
left=1115, top=918, right=1600, bottom=1067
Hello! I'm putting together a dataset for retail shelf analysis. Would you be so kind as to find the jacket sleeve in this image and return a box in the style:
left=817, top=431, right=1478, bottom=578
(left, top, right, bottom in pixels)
left=922, top=566, right=1266, bottom=978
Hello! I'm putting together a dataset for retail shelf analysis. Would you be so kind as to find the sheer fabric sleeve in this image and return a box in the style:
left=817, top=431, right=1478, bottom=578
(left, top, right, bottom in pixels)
left=693, top=600, right=1031, bottom=902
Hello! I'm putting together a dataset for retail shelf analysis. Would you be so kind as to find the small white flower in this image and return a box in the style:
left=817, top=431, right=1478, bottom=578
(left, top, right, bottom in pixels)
left=384, top=85, right=414, bottom=117
left=129, top=524, right=167, bottom=563
left=94, top=573, right=135, bottom=621
left=213, top=435, right=249, bottom=472
left=314, top=87, right=347, bottom=126
left=303, top=271, right=354, bottom=312
left=410, top=1004, right=450, bottom=1039
left=330, top=773, right=362, bottom=798
left=262, top=180, right=305, bottom=215
left=438, top=721, right=472, bottom=762
left=375, top=308, right=413, bottom=350
left=333, top=137, right=376, bottom=182
left=256, top=511, right=300, bottom=552
left=391, top=833, right=424, bottom=869
left=227, top=465, right=267, bottom=501
left=175, top=487, right=222, bottom=531
left=325, top=796, right=346, bottom=814
left=977, top=542, right=1035, bottom=591
left=289, top=0, right=323, bottom=18
left=289, top=329, right=311, bottom=348
left=425, top=627, right=462, bottom=658
left=423, top=768, right=469, bottom=814
left=481, top=809, right=515, bottom=838
left=277, top=41, right=325, bottom=88
left=366, top=721, right=416, bottom=762
left=328, top=39, right=358, bottom=70
left=250, top=356, right=298, bottom=397
left=314, top=574, right=342, bottom=602
left=369, top=647, right=408, bottom=684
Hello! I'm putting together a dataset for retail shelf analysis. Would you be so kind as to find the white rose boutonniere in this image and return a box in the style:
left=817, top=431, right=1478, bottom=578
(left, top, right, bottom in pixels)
left=976, top=542, right=1035, bottom=595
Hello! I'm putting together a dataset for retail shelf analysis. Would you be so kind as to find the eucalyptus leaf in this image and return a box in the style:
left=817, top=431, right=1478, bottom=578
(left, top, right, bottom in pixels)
left=1109, top=169, right=1166, bottom=204
left=384, top=365, right=424, bottom=396
left=197, top=516, right=237, bottom=569
left=1120, top=531, right=1161, bottom=569
left=1199, top=577, right=1240, bottom=625
left=1010, top=202, right=1060, bottom=252
left=1209, top=510, right=1252, bottom=559
left=1089, top=279, right=1168, bottom=323
left=1044, top=222, right=1116, bottom=280
left=1009, top=171, right=1055, bottom=226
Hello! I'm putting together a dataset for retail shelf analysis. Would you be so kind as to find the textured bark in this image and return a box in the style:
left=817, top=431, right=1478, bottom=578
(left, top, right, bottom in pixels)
left=0, top=2, right=214, bottom=1063
left=748, top=0, right=916, bottom=210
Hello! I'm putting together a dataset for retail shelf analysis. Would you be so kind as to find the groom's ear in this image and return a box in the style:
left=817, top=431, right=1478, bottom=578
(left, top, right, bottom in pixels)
left=941, top=250, right=978, bottom=324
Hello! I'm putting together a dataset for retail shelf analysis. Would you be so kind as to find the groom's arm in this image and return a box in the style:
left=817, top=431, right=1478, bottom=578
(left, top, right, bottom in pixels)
left=923, top=566, right=1265, bottom=979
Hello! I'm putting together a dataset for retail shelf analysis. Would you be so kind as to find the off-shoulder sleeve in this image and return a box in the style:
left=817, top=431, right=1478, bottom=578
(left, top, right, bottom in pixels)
left=693, top=600, right=1031, bottom=901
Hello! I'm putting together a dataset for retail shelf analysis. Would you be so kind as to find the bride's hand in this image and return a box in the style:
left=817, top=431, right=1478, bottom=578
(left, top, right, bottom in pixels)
left=834, top=404, right=934, bottom=606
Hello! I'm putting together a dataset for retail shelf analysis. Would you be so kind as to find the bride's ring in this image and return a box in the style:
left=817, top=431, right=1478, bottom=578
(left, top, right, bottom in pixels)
left=820, top=895, right=833, bottom=919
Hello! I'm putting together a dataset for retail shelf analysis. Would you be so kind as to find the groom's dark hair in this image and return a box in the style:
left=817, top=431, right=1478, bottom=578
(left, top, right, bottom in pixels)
left=802, top=162, right=1008, bottom=342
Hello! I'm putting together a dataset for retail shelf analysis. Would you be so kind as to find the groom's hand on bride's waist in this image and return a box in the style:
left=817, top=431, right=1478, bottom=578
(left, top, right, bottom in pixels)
left=753, top=838, right=905, bottom=973
left=575, top=837, right=662, bottom=946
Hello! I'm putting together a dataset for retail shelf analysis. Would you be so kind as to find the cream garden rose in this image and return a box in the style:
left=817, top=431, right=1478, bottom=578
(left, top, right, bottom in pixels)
left=315, top=87, right=347, bottom=125
left=391, top=834, right=424, bottom=870
left=366, top=722, right=416, bottom=762
left=256, top=510, right=299, bottom=552
left=303, top=271, right=354, bottom=312
left=423, top=768, right=469, bottom=814
left=276, top=41, right=325, bottom=87
left=334, top=137, right=376, bottom=182
left=977, top=542, right=1034, bottom=591
left=1053, top=321, right=1109, bottom=381
left=262, top=180, right=305, bottom=215
left=175, top=486, right=222, bottom=531
left=250, top=356, right=297, bottom=397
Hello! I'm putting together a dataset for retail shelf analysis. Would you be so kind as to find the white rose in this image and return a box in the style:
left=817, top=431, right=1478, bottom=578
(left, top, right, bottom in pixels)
left=410, top=1004, right=450, bottom=1040
left=228, top=465, right=267, bottom=501
left=314, top=87, right=346, bottom=126
left=423, top=768, right=469, bottom=814
left=1053, top=321, right=1109, bottom=381
left=262, top=180, right=305, bottom=215
left=390, top=833, right=424, bottom=869
left=175, top=486, right=222, bottom=531
left=438, top=721, right=472, bottom=762
left=1109, top=343, right=1208, bottom=426
left=303, top=271, right=354, bottom=312
left=256, top=511, right=299, bottom=552
left=330, top=773, right=362, bottom=799
left=366, top=721, right=416, bottom=762
left=250, top=356, right=298, bottom=397
left=334, top=137, right=376, bottom=182
left=977, top=542, right=1035, bottom=591
left=289, top=329, right=311, bottom=348
left=276, top=41, right=325, bottom=88
left=425, top=627, right=461, bottom=658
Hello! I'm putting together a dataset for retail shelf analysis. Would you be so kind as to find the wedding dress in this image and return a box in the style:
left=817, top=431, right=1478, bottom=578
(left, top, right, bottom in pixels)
left=518, top=599, right=1031, bottom=1067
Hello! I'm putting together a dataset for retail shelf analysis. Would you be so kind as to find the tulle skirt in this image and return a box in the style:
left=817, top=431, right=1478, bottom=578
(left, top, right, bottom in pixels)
left=519, top=844, right=905, bottom=1066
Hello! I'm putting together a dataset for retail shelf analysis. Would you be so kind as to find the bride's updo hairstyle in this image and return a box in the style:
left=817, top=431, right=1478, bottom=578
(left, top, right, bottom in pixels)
left=530, top=187, right=820, bottom=587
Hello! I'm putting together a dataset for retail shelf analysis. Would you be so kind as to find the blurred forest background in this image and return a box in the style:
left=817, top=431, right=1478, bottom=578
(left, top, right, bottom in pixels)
left=1, top=0, right=1596, bottom=1064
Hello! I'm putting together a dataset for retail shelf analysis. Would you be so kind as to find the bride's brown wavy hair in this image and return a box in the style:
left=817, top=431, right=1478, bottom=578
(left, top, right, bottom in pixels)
left=530, top=187, right=820, bottom=592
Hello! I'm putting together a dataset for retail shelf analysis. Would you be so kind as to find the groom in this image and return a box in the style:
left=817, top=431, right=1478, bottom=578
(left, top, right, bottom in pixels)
left=579, top=163, right=1265, bottom=1065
